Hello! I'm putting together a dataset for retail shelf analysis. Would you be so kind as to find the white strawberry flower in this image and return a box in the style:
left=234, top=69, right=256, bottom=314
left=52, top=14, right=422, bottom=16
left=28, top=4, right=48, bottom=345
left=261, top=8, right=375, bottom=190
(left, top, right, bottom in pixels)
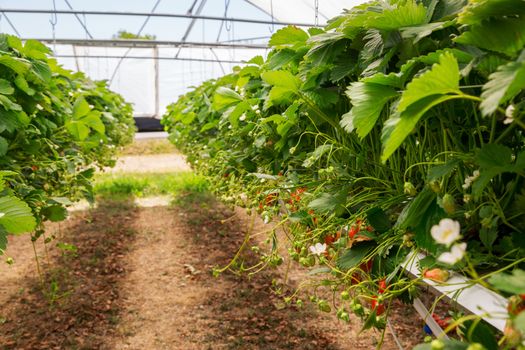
left=438, top=242, right=467, bottom=265
left=0, top=212, right=4, bottom=218
left=431, top=218, right=461, bottom=246
left=504, top=105, right=515, bottom=124
left=309, top=242, right=327, bottom=256
left=462, top=170, right=480, bottom=190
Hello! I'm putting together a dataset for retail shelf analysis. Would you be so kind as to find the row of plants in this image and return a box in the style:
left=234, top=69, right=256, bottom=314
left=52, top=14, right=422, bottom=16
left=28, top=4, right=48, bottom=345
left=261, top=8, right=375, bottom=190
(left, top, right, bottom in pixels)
left=0, top=34, right=135, bottom=254
left=163, top=0, right=525, bottom=348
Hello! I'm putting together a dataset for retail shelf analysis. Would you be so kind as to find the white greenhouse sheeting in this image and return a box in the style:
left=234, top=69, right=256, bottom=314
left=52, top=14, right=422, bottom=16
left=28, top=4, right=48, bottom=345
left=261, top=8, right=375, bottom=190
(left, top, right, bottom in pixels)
left=246, top=0, right=365, bottom=25
left=54, top=45, right=267, bottom=117
left=47, top=0, right=368, bottom=118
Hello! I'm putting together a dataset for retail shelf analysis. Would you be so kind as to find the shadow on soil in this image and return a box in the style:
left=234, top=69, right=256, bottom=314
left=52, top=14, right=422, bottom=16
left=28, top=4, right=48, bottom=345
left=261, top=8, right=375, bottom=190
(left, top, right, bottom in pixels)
left=173, top=192, right=343, bottom=350
left=0, top=198, right=139, bottom=350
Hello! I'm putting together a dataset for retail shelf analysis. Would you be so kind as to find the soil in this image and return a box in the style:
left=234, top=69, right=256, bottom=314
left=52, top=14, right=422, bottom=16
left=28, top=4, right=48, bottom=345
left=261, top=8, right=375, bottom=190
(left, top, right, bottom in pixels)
left=119, top=138, right=176, bottom=156
left=0, top=194, right=426, bottom=350
left=109, top=154, right=191, bottom=173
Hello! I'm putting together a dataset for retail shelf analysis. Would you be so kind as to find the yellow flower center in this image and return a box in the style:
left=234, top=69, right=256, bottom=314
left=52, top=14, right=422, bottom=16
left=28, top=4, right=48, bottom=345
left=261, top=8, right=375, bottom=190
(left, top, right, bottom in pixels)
left=442, top=228, right=453, bottom=240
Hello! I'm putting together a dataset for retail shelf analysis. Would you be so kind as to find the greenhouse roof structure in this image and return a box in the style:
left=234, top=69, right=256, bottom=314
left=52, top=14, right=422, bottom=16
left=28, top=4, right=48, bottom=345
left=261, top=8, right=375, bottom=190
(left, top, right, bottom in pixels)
left=246, top=0, right=364, bottom=25
left=0, top=0, right=365, bottom=117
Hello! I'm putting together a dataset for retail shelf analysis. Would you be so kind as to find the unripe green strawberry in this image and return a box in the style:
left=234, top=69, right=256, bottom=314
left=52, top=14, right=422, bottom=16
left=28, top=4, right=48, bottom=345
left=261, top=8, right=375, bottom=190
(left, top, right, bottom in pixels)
left=441, top=194, right=456, bottom=214
left=431, top=340, right=444, bottom=350
left=429, top=180, right=441, bottom=193
left=350, top=300, right=364, bottom=316
left=317, top=300, right=331, bottom=313
left=337, top=307, right=350, bottom=322
left=404, top=182, right=417, bottom=196
left=408, top=284, right=419, bottom=299
left=299, top=257, right=308, bottom=267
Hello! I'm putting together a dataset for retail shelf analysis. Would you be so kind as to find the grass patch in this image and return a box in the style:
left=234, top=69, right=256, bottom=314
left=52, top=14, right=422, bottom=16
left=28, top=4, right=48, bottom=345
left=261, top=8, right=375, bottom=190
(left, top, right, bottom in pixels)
left=94, top=172, right=209, bottom=200
left=119, top=139, right=177, bottom=156
left=171, top=187, right=215, bottom=208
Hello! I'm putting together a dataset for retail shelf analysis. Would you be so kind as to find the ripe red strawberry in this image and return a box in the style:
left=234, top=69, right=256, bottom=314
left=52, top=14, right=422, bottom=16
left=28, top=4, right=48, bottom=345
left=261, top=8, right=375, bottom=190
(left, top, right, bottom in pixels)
left=507, top=295, right=525, bottom=316
left=324, top=235, right=335, bottom=245
left=348, top=226, right=358, bottom=238
left=265, top=193, right=278, bottom=206
left=360, top=260, right=373, bottom=273
left=290, top=187, right=306, bottom=202
left=431, top=314, right=453, bottom=329
left=378, top=279, right=387, bottom=294
left=371, top=296, right=385, bottom=315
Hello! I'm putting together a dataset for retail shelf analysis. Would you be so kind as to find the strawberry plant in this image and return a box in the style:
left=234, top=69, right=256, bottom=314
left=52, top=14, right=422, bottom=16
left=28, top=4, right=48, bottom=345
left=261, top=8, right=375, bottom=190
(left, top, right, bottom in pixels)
left=0, top=34, right=134, bottom=253
left=163, top=0, right=525, bottom=347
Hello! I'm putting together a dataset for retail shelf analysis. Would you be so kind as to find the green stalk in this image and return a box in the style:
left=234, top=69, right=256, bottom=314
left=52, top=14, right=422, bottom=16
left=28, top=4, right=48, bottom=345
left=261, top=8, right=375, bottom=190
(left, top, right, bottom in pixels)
left=489, top=113, right=497, bottom=144
left=299, top=92, right=343, bottom=132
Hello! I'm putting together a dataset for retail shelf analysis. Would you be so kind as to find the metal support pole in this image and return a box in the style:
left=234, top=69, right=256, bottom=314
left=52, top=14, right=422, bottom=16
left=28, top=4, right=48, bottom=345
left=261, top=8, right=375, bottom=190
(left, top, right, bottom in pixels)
left=413, top=297, right=449, bottom=339
left=26, top=38, right=268, bottom=49
left=63, top=0, right=94, bottom=39
left=52, top=54, right=246, bottom=64
left=175, top=0, right=208, bottom=58
left=0, top=9, right=21, bottom=36
left=153, top=46, right=160, bottom=118
left=0, top=8, right=316, bottom=27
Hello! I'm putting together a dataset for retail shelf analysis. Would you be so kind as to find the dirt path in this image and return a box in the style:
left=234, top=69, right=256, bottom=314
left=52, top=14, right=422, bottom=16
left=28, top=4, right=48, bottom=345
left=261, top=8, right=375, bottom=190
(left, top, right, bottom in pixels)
left=112, top=200, right=348, bottom=350
left=0, top=201, right=140, bottom=349
left=109, top=154, right=191, bottom=173
left=111, top=199, right=423, bottom=350
left=0, top=195, right=425, bottom=349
